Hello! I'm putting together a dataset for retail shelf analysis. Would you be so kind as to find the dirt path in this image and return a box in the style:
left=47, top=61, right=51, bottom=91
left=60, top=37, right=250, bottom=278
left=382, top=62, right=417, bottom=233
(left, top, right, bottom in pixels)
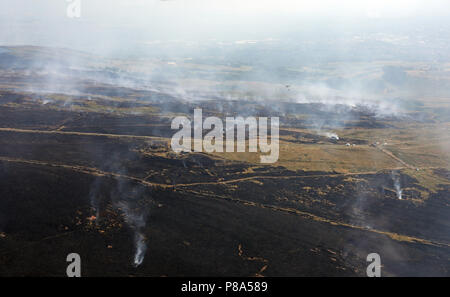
left=182, top=189, right=450, bottom=249
left=0, top=127, right=167, bottom=141
left=1, top=156, right=449, bottom=249
left=0, top=155, right=405, bottom=189
left=0, top=127, right=433, bottom=174
left=0, top=156, right=171, bottom=188
left=171, top=170, right=402, bottom=187
left=376, top=146, right=416, bottom=170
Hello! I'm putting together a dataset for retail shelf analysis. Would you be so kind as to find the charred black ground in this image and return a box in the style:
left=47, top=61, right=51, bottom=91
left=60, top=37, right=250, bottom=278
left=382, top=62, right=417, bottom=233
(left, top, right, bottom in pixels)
left=0, top=46, right=449, bottom=276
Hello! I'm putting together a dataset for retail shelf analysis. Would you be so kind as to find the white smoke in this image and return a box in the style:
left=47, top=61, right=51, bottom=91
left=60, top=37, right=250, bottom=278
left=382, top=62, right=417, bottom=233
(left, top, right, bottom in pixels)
left=116, top=201, right=148, bottom=267
left=391, top=171, right=403, bottom=200
left=133, top=232, right=147, bottom=267
left=320, top=132, right=339, bottom=140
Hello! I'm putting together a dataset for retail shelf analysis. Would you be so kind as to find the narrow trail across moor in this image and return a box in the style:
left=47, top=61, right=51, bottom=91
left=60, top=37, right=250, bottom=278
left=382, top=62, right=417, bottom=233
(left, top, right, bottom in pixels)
left=0, top=156, right=170, bottom=188
left=376, top=146, right=416, bottom=170
left=181, top=188, right=450, bottom=249
left=0, top=155, right=404, bottom=188
left=0, top=127, right=167, bottom=141
left=1, top=156, right=449, bottom=249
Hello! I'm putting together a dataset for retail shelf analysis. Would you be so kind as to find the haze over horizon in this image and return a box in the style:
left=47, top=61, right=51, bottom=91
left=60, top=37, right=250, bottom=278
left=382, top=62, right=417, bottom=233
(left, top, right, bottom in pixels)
left=1, top=0, right=450, bottom=59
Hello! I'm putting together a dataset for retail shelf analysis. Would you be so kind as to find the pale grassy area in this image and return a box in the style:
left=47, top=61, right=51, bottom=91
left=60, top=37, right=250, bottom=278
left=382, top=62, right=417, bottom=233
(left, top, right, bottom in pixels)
left=276, top=142, right=404, bottom=172
left=405, top=168, right=449, bottom=191
left=340, top=123, right=450, bottom=169
left=207, top=121, right=450, bottom=174
left=211, top=139, right=404, bottom=173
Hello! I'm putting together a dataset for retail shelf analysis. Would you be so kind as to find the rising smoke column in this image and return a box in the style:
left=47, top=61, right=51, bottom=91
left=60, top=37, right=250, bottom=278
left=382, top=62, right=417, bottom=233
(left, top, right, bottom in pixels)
left=116, top=200, right=148, bottom=267
left=89, top=150, right=151, bottom=268
left=133, top=232, right=147, bottom=267
left=391, top=171, right=403, bottom=200
left=88, top=177, right=102, bottom=219
left=320, top=131, right=339, bottom=140
left=88, top=175, right=150, bottom=267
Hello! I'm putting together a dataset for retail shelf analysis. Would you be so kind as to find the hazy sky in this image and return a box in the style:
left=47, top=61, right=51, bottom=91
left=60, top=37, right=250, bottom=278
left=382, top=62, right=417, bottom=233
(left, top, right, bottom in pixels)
left=1, top=0, right=450, bottom=56
left=2, top=0, right=448, bottom=19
